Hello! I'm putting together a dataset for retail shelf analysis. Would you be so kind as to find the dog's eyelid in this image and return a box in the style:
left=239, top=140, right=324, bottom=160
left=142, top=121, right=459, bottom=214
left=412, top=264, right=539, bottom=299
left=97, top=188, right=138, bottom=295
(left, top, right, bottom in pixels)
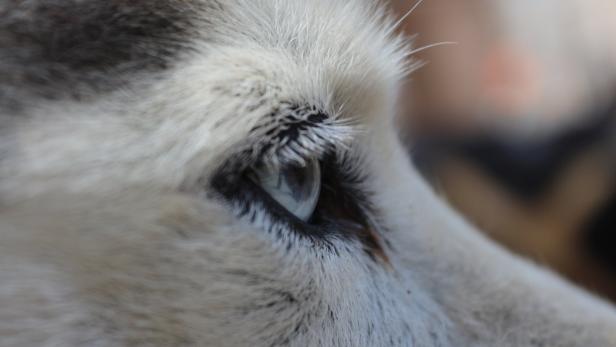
left=212, top=104, right=357, bottom=181
left=239, top=106, right=356, bottom=168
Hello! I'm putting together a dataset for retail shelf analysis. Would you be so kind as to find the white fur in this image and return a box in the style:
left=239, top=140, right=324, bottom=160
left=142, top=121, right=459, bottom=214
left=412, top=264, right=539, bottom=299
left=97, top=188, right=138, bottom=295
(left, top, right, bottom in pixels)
left=1, top=1, right=616, bottom=346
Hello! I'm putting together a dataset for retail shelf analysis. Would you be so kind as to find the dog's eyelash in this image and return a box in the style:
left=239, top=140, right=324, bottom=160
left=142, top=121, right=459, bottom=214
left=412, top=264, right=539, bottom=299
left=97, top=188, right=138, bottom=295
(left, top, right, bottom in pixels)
left=230, top=191, right=325, bottom=245
left=211, top=104, right=356, bottom=183
left=241, top=104, right=357, bottom=168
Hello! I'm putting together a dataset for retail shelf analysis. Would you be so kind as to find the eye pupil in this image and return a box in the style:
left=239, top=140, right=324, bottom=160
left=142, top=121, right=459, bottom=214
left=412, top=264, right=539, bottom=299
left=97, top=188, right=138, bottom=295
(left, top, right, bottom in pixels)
left=284, top=166, right=310, bottom=197
left=250, top=159, right=321, bottom=222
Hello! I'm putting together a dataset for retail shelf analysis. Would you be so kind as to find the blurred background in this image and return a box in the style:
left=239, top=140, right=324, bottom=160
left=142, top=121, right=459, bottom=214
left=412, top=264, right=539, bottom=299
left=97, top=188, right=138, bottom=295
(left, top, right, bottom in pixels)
left=392, top=0, right=616, bottom=300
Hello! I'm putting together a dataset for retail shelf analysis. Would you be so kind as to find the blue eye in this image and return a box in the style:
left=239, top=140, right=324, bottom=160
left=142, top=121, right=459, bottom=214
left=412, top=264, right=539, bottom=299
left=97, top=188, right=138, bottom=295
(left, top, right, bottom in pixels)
left=249, top=159, right=321, bottom=222
left=210, top=150, right=378, bottom=252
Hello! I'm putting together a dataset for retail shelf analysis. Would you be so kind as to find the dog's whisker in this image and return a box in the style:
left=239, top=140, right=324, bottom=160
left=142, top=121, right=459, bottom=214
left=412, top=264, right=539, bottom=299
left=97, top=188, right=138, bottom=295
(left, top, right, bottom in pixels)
left=390, top=0, right=425, bottom=33
left=407, top=41, right=458, bottom=56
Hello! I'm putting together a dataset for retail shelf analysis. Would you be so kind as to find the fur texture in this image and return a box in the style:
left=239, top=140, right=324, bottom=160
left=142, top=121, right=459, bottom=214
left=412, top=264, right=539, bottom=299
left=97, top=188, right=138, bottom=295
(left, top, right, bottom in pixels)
left=1, top=1, right=616, bottom=346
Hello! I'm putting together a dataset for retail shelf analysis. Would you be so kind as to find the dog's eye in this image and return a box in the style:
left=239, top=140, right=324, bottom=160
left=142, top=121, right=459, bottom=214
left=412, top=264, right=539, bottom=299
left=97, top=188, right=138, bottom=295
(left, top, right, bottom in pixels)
left=248, top=159, right=321, bottom=221
left=210, top=151, right=375, bottom=245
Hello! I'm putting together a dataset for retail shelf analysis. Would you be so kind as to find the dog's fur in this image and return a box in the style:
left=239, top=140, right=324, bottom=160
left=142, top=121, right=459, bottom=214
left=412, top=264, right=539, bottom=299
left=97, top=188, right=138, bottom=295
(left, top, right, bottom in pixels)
left=1, top=1, right=616, bottom=346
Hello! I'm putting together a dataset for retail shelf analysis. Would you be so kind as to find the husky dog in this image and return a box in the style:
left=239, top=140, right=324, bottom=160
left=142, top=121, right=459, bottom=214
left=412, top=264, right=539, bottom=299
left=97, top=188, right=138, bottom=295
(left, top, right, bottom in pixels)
left=1, top=1, right=615, bottom=346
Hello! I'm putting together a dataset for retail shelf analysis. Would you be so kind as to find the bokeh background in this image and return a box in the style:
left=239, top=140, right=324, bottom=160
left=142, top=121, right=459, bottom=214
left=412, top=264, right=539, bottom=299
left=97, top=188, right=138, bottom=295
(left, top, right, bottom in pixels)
left=393, top=0, right=616, bottom=300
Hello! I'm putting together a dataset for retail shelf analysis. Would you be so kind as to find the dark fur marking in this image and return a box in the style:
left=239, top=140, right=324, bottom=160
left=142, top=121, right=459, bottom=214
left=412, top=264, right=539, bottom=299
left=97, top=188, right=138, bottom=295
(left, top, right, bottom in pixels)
left=0, top=0, right=202, bottom=111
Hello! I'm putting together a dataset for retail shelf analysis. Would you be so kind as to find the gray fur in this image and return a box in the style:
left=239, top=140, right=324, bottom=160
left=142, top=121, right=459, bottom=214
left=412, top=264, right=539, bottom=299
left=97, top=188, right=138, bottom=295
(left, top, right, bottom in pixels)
left=1, top=1, right=616, bottom=346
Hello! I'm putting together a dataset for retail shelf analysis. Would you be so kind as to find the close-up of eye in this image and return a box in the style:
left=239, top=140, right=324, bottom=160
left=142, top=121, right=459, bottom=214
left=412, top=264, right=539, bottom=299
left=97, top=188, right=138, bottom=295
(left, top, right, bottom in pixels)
left=248, top=158, right=321, bottom=222
left=211, top=151, right=377, bottom=245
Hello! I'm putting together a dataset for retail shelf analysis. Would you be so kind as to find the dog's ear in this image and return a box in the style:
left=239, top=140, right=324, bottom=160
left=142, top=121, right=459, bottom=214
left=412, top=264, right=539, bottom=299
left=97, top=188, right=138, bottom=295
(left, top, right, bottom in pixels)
left=0, top=0, right=198, bottom=110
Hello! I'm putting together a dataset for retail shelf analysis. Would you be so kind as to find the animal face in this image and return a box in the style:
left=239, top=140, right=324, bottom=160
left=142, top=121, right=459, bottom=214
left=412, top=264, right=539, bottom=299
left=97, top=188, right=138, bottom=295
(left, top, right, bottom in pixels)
left=1, top=1, right=615, bottom=346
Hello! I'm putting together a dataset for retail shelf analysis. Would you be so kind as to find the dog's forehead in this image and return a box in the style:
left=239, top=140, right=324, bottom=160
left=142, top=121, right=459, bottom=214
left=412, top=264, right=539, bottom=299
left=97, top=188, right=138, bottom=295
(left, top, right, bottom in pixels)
left=213, top=1, right=406, bottom=106
left=0, top=0, right=408, bottom=199
left=146, top=0, right=410, bottom=142
left=0, top=0, right=407, bottom=116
